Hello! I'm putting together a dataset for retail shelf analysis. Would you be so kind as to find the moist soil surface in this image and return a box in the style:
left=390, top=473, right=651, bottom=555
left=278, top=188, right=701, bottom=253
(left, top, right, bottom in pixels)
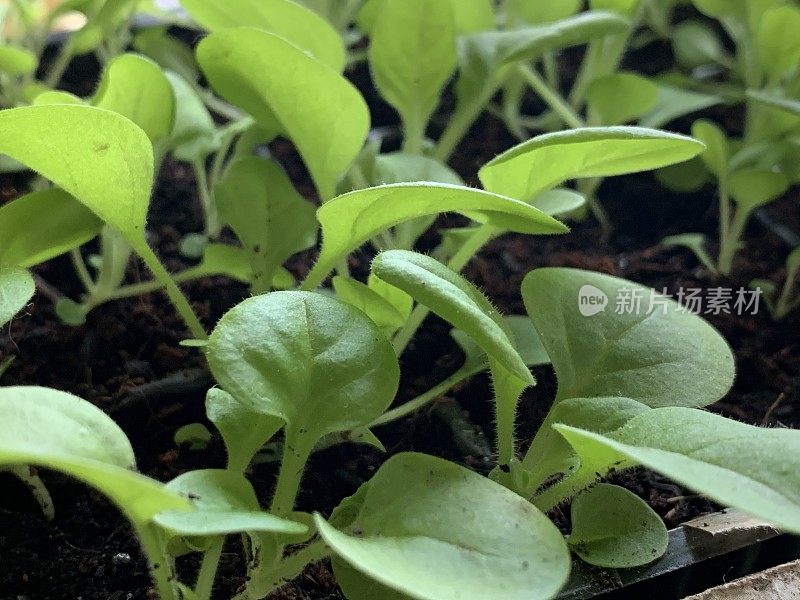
left=1, top=54, right=799, bottom=600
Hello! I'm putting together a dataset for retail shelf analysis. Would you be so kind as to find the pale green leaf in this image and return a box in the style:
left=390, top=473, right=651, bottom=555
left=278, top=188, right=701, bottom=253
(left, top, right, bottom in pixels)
left=316, top=453, right=570, bottom=600
left=0, top=266, right=34, bottom=328
left=729, top=169, right=789, bottom=210
left=505, top=0, right=582, bottom=25
left=181, top=0, right=345, bottom=71
left=302, top=183, right=566, bottom=289
left=197, top=28, right=369, bottom=200
left=0, top=189, right=102, bottom=268
left=165, top=71, right=220, bottom=163
left=640, top=85, right=723, bottom=129
left=479, top=127, right=705, bottom=201
left=0, top=386, right=188, bottom=523
left=587, top=73, right=659, bottom=125
left=691, top=119, right=729, bottom=179
left=555, top=407, right=800, bottom=533
left=369, top=0, right=456, bottom=143
left=372, top=250, right=533, bottom=384
left=0, top=44, right=37, bottom=76
left=569, top=483, right=668, bottom=567
left=757, top=5, right=800, bottom=81
left=333, top=276, right=406, bottom=336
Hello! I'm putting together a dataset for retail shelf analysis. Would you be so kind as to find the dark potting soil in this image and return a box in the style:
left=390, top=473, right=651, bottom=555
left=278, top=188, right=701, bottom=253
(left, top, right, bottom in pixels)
left=1, top=58, right=799, bottom=600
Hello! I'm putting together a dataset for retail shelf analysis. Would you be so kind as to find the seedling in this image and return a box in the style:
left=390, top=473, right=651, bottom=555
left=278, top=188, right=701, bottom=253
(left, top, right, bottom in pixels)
left=752, top=246, right=800, bottom=319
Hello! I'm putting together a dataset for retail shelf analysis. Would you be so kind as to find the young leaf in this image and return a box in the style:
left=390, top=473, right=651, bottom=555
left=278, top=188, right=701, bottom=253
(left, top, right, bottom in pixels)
left=369, top=0, right=456, bottom=150
left=164, top=71, right=219, bottom=163
left=316, top=453, right=570, bottom=600
left=586, top=73, right=659, bottom=125
left=372, top=250, right=533, bottom=384
left=589, top=0, right=642, bottom=16
left=672, top=20, right=729, bottom=69
left=479, top=127, right=705, bottom=201
left=746, top=90, right=800, bottom=117
left=0, top=267, right=34, bottom=328
left=521, top=268, right=734, bottom=406
left=757, top=5, right=800, bottom=82
left=215, top=157, right=317, bottom=292
left=639, top=85, right=723, bottom=129
left=729, top=169, right=789, bottom=210
left=0, top=386, right=188, bottom=522
left=555, top=407, right=800, bottom=533
left=692, top=120, right=729, bottom=179
left=207, top=291, right=399, bottom=442
left=332, top=276, right=406, bottom=336
left=0, top=104, right=205, bottom=338
left=206, top=388, right=283, bottom=472
left=531, top=189, right=586, bottom=216
left=92, top=53, right=175, bottom=146
left=302, top=183, right=566, bottom=289
left=372, top=153, right=463, bottom=186
left=0, top=44, right=37, bottom=76
left=197, top=28, right=369, bottom=200
left=506, top=0, right=582, bottom=25
left=182, top=0, right=345, bottom=71
left=568, top=483, right=668, bottom=567
left=0, top=189, right=102, bottom=268
left=133, top=27, right=199, bottom=83
left=154, top=469, right=306, bottom=537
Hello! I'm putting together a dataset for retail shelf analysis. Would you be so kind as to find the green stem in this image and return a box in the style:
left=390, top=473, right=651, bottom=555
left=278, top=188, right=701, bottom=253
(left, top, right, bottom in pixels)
left=435, top=88, right=495, bottom=163
left=517, top=64, right=585, bottom=129
left=194, top=538, right=224, bottom=600
left=136, top=244, right=208, bottom=339
left=70, top=248, right=95, bottom=294
left=136, top=524, right=178, bottom=600
left=718, top=207, right=750, bottom=276
left=44, top=38, right=75, bottom=88
left=718, top=180, right=731, bottom=262
left=372, top=366, right=480, bottom=427
left=262, top=540, right=331, bottom=593
left=401, top=113, right=426, bottom=155
left=193, top=159, right=221, bottom=239
left=270, top=432, right=314, bottom=518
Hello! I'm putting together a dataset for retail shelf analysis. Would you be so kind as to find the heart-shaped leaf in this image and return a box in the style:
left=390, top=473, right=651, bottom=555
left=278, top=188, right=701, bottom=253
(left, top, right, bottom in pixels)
left=301, top=183, right=566, bottom=289
left=0, top=266, right=34, bottom=328
left=479, top=127, right=705, bottom=201
left=181, top=0, right=345, bottom=71
left=316, top=452, right=570, bottom=600
left=197, top=28, right=369, bottom=201
left=521, top=268, right=734, bottom=406
left=207, top=291, right=399, bottom=444
left=568, top=483, right=668, bottom=567
left=373, top=250, right=533, bottom=384
left=555, top=407, right=800, bottom=533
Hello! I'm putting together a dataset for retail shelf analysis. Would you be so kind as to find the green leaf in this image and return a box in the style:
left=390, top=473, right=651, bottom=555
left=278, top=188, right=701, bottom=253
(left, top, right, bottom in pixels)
left=521, top=268, right=735, bottom=407
left=530, top=189, right=586, bottom=216
left=757, top=5, right=800, bottom=82
left=372, top=153, right=463, bottom=186
left=153, top=469, right=306, bottom=537
left=747, top=90, right=800, bottom=116
left=569, top=483, right=668, bottom=567
left=455, top=12, right=630, bottom=118
left=369, top=0, right=456, bottom=146
left=165, top=71, right=220, bottom=163
left=302, top=183, right=566, bottom=288
left=0, top=105, right=153, bottom=239
left=206, top=388, right=283, bottom=472
left=316, top=453, right=570, bottom=600
left=181, top=0, right=345, bottom=71
left=691, top=119, right=729, bottom=179
left=207, top=291, right=399, bottom=444
left=0, top=386, right=188, bottom=523
left=0, top=44, right=37, bottom=76
left=729, top=169, right=789, bottom=210
left=174, top=423, right=212, bottom=450
left=32, top=90, right=84, bottom=105
left=92, top=53, right=175, bottom=146
left=215, top=157, right=317, bottom=292
left=372, top=250, right=533, bottom=384
left=197, top=28, right=369, bottom=200
left=589, top=0, right=643, bottom=16
left=640, top=85, right=723, bottom=129
left=368, top=273, right=413, bottom=320
left=672, top=20, right=729, bottom=69
left=555, top=407, right=800, bottom=533
left=333, top=276, right=406, bottom=336
left=0, top=266, right=34, bottom=328
left=359, top=0, right=494, bottom=34
left=479, top=127, right=705, bottom=201
left=587, top=73, right=659, bottom=125
left=505, top=0, right=582, bottom=25
left=0, top=189, right=102, bottom=268
left=133, top=27, right=199, bottom=83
